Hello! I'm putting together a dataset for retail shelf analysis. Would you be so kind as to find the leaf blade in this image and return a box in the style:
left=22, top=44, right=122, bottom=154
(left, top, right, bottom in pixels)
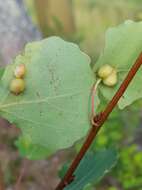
left=0, top=37, right=95, bottom=159
left=65, top=149, right=118, bottom=190
left=94, top=21, right=142, bottom=109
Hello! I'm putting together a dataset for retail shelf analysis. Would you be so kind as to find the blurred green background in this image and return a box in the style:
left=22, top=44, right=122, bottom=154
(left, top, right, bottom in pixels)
left=25, top=0, right=142, bottom=60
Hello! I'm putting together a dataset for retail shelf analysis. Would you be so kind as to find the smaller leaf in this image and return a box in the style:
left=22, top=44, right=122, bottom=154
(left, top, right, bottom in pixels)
left=15, top=135, right=48, bottom=160
left=93, top=21, right=142, bottom=109
left=65, top=149, right=118, bottom=190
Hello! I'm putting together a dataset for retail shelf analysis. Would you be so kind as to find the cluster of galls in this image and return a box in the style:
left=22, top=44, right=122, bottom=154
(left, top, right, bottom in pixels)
left=10, top=64, right=26, bottom=95
left=97, top=64, right=118, bottom=87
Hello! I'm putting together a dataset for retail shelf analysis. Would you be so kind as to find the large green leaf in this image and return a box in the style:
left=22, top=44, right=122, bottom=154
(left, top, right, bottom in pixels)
left=93, top=20, right=142, bottom=109
left=65, top=149, right=118, bottom=190
left=0, top=37, right=94, bottom=159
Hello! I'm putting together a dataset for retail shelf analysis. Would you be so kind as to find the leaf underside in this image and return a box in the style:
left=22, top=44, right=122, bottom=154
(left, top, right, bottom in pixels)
left=94, top=20, right=142, bottom=109
left=0, top=37, right=94, bottom=159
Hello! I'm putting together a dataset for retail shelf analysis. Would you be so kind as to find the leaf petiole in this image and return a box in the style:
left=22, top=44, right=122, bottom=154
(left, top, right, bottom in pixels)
left=91, top=78, right=101, bottom=118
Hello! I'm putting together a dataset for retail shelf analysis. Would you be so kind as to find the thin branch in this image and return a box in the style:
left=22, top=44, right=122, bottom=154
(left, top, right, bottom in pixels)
left=14, top=159, right=27, bottom=190
left=55, top=53, right=142, bottom=190
left=0, top=165, right=5, bottom=190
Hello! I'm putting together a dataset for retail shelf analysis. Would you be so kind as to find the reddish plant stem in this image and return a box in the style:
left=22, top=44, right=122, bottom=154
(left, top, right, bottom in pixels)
left=55, top=53, right=142, bottom=190
left=91, top=79, right=101, bottom=117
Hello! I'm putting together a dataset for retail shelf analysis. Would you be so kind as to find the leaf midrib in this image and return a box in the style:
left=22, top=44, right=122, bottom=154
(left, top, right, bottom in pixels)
left=0, top=91, right=82, bottom=109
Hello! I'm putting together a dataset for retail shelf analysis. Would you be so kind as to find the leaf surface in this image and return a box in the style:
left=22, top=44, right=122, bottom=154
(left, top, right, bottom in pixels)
left=65, top=149, right=118, bottom=190
left=94, top=21, right=142, bottom=109
left=0, top=37, right=94, bottom=159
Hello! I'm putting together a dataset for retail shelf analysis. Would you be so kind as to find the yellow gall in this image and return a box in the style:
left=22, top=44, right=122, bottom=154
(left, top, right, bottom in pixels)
left=103, top=70, right=118, bottom=87
left=98, top=64, right=113, bottom=79
left=14, top=64, right=26, bottom=78
left=10, top=78, right=25, bottom=95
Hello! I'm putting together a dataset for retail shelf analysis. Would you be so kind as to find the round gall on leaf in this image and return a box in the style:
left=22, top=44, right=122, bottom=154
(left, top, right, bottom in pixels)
left=98, top=64, right=113, bottom=79
left=14, top=64, right=26, bottom=78
left=103, top=70, right=117, bottom=87
left=10, top=78, right=25, bottom=95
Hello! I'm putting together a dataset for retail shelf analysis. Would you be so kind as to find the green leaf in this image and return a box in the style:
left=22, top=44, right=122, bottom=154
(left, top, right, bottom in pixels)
left=65, top=149, right=118, bottom=190
left=93, top=20, right=142, bottom=109
left=83, top=183, right=94, bottom=190
left=15, top=134, right=49, bottom=160
left=0, top=37, right=95, bottom=159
